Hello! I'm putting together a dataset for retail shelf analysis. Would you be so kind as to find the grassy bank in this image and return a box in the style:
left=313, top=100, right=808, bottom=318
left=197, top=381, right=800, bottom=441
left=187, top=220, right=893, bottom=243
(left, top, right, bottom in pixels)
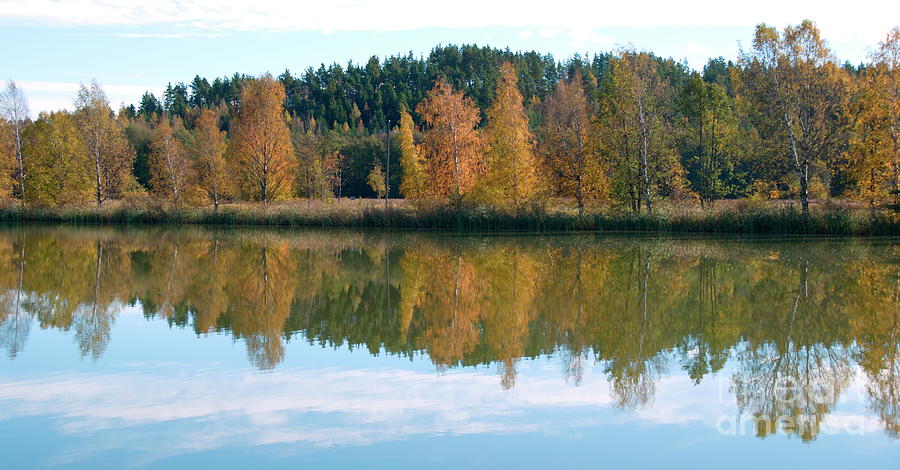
left=0, top=200, right=896, bottom=236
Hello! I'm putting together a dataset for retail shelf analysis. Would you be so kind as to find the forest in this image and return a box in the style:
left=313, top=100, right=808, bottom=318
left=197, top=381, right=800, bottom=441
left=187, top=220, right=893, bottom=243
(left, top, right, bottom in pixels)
left=0, top=20, right=897, bottom=219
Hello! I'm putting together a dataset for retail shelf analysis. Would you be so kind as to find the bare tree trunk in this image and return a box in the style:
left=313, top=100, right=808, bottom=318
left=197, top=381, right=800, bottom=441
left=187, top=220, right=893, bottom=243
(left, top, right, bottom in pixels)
left=14, top=125, right=24, bottom=203
left=639, top=104, right=652, bottom=213
left=94, top=146, right=103, bottom=208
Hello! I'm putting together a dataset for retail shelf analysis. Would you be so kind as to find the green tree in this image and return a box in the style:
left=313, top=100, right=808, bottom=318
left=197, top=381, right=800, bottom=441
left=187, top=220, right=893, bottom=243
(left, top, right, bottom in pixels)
left=735, top=20, right=850, bottom=214
left=595, top=52, right=683, bottom=212
left=678, top=73, right=739, bottom=207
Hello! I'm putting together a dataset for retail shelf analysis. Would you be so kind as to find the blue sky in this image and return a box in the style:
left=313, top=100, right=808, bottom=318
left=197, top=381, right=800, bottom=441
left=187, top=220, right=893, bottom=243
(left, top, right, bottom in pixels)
left=1, top=0, right=897, bottom=115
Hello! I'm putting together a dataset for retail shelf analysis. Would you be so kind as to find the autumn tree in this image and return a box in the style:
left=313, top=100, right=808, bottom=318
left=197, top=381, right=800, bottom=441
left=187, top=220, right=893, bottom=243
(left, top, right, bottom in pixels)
left=191, top=109, right=229, bottom=210
left=0, top=118, right=13, bottom=199
left=149, top=117, right=192, bottom=207
left=595, top=52, right=682, bottom=212
left=678, top=73, right=740, bottom=207
left=417, top=78, right=482, bottom=202
left=230, top=74, right=295, bottom=203
left=735, top=20, right=850, bottom=214
left=323, top=150, right=346, bottom=198
left=474, top=62, right=538, bottom=207
left=844, top=27, right=899, bottom=205
left=367, top=161, right=386, bottom=198
left=74, top=81, right=135, bottom=207
left=0, top=81, right=29, bottom=201
left=543, top=72, right=603, bottom=214
left=22, top=112, right=92, bottom=206
left=397, top=110, right=426, bottom=199
left=291, top=116, right=331, bottom=201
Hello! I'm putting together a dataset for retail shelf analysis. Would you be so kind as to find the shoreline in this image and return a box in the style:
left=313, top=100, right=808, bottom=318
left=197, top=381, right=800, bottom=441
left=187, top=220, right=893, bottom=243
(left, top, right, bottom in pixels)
left=0, top=202, right=896, bottom=236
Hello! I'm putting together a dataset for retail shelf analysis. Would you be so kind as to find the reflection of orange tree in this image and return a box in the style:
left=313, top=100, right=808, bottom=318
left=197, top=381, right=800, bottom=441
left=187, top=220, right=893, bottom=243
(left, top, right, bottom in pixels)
left=224, top=237, right=298, bottom=369
left=409, top=246, right=482, bottom=369
left=0, top=229, right=898, bottom=440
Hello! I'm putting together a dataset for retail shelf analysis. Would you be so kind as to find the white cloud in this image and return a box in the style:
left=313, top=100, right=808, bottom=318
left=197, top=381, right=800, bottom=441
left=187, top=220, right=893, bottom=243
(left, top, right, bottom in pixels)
left=0, top=359, right=886, bottom=466
left=567, top=26, right=615, bottom=48
left=14, top=80, right=164, bottom=115
left=0, top=0, right=896, bottom=45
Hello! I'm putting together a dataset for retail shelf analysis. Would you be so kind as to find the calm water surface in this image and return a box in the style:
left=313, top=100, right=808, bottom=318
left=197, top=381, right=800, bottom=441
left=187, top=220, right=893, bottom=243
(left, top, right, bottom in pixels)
left=0, top=226, right=898, bottom=469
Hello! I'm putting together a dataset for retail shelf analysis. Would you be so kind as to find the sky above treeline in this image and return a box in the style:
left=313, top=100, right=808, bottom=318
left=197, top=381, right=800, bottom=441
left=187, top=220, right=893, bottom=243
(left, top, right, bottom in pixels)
left=2, top=0, right=898, bottom=115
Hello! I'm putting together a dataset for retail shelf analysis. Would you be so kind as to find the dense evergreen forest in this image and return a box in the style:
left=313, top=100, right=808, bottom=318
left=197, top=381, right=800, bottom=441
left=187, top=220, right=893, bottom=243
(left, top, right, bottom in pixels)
left=0, top=21, right=897, bottom=214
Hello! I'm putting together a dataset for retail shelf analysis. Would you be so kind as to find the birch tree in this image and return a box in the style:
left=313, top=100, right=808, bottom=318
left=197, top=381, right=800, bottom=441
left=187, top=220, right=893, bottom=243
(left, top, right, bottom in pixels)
left=231, top=74, right=295, bottom=203
left=74, top=81, right=135, bottom=207
left=0, top=81, right=30, bottom=200
left=736, top=20, right=850, bottom=214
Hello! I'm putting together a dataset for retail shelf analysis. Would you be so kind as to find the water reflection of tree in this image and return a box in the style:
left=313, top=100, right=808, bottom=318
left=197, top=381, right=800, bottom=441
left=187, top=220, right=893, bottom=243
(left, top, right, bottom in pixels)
left=0, top=237, right=29, bottom=358
left=850, top=255, right=900, bottom=438
left=732, top=257, right=854, bottom=441
left=0, top=228, right=897, bottom=440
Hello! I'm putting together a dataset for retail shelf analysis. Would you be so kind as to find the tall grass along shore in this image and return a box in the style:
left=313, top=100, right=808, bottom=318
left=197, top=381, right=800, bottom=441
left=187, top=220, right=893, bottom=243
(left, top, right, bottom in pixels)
left=0, top=199, right=896, bottom=236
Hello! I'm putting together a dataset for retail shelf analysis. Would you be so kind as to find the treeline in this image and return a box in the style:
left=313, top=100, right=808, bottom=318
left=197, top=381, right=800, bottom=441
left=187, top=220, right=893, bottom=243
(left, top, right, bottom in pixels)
left=0, top=21, right=897, bottom=214
left=1, top=228, right=897, bottom=440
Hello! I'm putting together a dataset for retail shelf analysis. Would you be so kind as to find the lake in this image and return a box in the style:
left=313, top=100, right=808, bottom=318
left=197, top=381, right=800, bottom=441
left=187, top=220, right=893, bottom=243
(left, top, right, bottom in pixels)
left=0, top=226, right=897, bottom=469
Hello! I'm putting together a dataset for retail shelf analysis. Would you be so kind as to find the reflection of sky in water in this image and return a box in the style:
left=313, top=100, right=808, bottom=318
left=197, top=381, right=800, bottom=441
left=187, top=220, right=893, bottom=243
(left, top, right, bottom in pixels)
left=1, top=308, right=898, bottom=469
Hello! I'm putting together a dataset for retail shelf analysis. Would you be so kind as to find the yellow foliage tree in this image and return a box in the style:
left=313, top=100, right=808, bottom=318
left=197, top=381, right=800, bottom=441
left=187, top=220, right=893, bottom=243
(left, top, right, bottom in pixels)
left=416, top=78, right=482, bottom=202
left=22, top=112, right=92, bottom=206
left=474, top=63, right=538, bottom=208
left=0, top=118, right=14, bottom=200
left=74, top=81, right=135, bottom=207
left=397, top=110, right=426, bottom=199
left=230, top=74, right=295, bottom=203
left=845, top=27, right=899, bottom=204
left=191, top=109, right=230, bottom=210
left=367, top=161, right=386, bottom=198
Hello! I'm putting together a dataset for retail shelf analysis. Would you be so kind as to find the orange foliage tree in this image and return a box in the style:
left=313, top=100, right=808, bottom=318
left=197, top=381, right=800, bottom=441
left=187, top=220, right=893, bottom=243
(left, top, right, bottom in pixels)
left=416, top=78, right=482, bottom=202
left=230, top=74, right=295, bottom=203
